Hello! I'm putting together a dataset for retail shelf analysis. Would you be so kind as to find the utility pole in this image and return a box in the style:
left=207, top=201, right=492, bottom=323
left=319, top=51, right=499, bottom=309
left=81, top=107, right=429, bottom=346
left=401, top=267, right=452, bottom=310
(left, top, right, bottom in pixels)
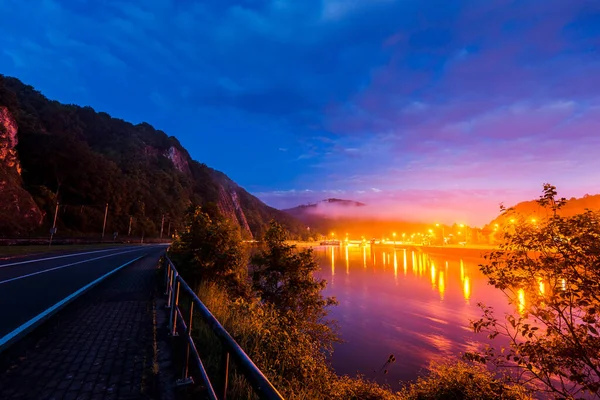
left=49, top=201, right=59, bottom=247
left=160, top=214, right=165, bottom=239
left=128, top=216, right=132, bottom=236
left=102, top=203, right=108, bottom=240
left=167, top=220, right=171, bottom=238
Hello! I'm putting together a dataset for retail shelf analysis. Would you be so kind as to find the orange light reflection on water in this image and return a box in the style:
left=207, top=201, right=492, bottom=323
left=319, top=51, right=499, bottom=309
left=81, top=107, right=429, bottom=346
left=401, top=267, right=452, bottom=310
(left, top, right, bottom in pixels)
left=345, top=246, right=349, bottom=275
left=331, top=247, right=335, bottom=285
left=393, top=250, right=398, bottom=284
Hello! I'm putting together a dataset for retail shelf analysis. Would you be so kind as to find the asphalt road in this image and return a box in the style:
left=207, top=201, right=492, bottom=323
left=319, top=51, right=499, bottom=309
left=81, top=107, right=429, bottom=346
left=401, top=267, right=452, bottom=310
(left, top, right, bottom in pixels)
left=0, top=245, right=167, bottom=341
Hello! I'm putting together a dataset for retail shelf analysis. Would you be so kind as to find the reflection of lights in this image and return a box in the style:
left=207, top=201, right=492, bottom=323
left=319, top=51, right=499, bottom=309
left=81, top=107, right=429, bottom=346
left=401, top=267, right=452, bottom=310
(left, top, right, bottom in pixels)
left=430, top=263, right=436, bottom=288
left=363, top=247, right=367, bottom=269
left=331, top=247, right=335, bottom=284
left=463, top=276, right=471, bottom=301
left=438, top=271, right=445, bottom=300
left=345, top=246, right=349, bottom=275
left=412, top=252, right=417, bottom=274
left=460, top=259, right=465, bottom=282
left=561, top=278, right=566, bottom=291
left=403, top=249, right=407, bottom=276
left=518, top=289, right=525, bottom=314
left=393, top=250, right=398, bottom=284
left=383, top=252, right=387, bottom=269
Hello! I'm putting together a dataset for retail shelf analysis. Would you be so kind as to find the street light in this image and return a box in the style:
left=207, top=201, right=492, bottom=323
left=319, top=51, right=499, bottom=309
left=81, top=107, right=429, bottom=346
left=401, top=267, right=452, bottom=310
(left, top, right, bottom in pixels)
left=435, top=223, right=445, bottom=245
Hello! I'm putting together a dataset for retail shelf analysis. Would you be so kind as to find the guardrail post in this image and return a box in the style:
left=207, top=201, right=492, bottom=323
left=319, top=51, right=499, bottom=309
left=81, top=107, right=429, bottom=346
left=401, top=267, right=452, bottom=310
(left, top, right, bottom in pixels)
left=222, top=351, right=230, bottom=400
left=164, top=259, right=171, bottom=296
left=176, top=301, right=194, bottom=387
left=169, top=279, right=180, bottom=336
left=165, top=267, right=170, bottom=298
left=184, top=302, right=194, bottom=378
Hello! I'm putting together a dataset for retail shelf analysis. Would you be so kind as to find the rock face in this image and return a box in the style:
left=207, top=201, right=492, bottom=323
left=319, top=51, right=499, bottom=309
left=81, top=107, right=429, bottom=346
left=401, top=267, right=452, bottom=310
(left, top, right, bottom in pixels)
left=0, top=106, right=21, bottom=174
left=216, top=184, right=253, bottom=237
left=0, top=106, right=43, bottom=235
left=164, top=146, right=191, bottom=175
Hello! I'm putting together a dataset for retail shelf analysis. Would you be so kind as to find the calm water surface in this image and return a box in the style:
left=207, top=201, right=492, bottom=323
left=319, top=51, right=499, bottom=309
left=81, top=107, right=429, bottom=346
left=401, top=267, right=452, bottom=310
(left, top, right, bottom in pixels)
left=313, top=245, right=515, bottom=389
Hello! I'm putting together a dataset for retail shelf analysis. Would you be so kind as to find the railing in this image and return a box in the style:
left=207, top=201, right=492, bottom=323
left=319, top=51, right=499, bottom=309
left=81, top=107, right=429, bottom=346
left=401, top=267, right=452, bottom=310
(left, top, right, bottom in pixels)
left=163, top=255, right=285, bottom=400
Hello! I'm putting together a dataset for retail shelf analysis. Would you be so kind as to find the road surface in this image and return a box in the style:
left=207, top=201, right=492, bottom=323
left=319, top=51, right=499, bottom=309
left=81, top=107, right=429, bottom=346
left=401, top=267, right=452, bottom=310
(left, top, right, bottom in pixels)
left=0, top=245, right=166, bottom=344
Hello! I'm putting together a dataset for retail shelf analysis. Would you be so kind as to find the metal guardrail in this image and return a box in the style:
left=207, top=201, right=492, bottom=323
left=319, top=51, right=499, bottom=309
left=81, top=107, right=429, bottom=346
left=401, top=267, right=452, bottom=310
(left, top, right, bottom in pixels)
left=163, top=255, right=285, bottom=400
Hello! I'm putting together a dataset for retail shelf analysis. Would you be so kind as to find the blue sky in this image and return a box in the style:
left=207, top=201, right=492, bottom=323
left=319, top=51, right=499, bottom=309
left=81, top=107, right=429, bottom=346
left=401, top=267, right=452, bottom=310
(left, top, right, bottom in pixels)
left=1, top=0, right=600, bottom=224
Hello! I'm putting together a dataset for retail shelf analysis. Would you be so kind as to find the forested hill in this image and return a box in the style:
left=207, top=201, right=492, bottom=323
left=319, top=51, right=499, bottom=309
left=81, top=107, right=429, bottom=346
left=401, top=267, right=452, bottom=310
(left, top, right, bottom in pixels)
left=485, top=192, right=600, bottom=229
left=0, top=75, right=307, bottom=239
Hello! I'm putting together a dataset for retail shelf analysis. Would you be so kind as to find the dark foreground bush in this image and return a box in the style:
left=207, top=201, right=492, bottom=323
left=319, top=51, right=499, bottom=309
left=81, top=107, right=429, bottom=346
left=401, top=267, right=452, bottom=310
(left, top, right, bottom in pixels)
left=399, top=361, right=531, bottom=400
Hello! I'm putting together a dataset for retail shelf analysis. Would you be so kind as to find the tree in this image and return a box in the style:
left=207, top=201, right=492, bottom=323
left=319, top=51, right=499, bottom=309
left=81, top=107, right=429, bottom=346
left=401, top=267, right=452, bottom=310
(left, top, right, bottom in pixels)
left=169, top=206, right=248, bottom=295
left=468, top=184, right=600, bottom=398
left=251, top=221, right=339, bottom=353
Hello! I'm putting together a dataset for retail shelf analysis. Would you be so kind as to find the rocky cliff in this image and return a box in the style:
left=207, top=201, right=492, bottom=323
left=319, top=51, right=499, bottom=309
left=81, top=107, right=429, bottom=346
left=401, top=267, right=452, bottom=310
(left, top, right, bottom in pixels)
left=0, top=75, right=307, bottom=238
left=0, top=106, right=43, bottom=234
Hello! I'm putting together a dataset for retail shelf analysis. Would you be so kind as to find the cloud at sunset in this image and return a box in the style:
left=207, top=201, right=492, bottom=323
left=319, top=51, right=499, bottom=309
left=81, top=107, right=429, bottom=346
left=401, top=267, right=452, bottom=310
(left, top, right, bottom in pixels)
left=1, top=0, right=599, bottom=225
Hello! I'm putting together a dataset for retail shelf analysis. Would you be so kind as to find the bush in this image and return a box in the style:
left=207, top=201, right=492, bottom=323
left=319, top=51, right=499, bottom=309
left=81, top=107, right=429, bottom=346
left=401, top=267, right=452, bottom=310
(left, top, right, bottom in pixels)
left=399, top=361, right=531, bottom=400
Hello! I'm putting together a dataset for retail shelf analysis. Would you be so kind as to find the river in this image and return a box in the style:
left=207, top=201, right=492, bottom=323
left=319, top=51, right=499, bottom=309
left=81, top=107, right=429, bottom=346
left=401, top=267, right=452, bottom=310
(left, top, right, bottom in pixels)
left=313, top=244, right=516, bottom=390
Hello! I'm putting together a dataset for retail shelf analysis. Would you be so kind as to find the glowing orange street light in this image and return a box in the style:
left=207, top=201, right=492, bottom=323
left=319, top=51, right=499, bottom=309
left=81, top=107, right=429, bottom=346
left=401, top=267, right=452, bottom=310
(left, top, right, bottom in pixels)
left=435, top=223, right=445, bottom=245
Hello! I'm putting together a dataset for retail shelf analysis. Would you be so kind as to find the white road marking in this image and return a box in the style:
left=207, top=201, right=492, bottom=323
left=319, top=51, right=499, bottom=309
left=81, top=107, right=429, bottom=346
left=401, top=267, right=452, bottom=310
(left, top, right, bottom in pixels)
left=0, top=255, right=145, bottom=350
left=0, top=248, right=145, bottom=286
left=0, top=247, right=140, bottom=269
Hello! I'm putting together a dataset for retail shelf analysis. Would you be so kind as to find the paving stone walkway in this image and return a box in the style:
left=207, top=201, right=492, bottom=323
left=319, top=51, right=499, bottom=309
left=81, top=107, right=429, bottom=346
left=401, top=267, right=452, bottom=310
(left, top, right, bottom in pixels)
left=0, top=251, right=176, bottom=400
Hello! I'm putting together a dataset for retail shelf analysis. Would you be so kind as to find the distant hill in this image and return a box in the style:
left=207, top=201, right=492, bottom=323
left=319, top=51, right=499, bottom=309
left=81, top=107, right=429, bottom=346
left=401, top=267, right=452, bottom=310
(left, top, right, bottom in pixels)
left=0, top=75, right=307, bottom=239
left=284, top=198, right=439, bottom=238
left=283, top=198, right=364, bottom=231
left=486, top=193, right=600, bottom=229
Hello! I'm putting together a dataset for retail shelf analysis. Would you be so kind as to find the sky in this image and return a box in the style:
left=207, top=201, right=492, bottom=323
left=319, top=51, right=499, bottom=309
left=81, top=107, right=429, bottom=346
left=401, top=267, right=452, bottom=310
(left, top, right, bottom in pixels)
left=1, top=0, right=600, bottom=225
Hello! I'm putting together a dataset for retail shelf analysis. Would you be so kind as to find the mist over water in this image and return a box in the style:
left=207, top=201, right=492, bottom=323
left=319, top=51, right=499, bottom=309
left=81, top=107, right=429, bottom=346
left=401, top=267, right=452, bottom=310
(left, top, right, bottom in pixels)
left=313, top=245, right=515, bottom=390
